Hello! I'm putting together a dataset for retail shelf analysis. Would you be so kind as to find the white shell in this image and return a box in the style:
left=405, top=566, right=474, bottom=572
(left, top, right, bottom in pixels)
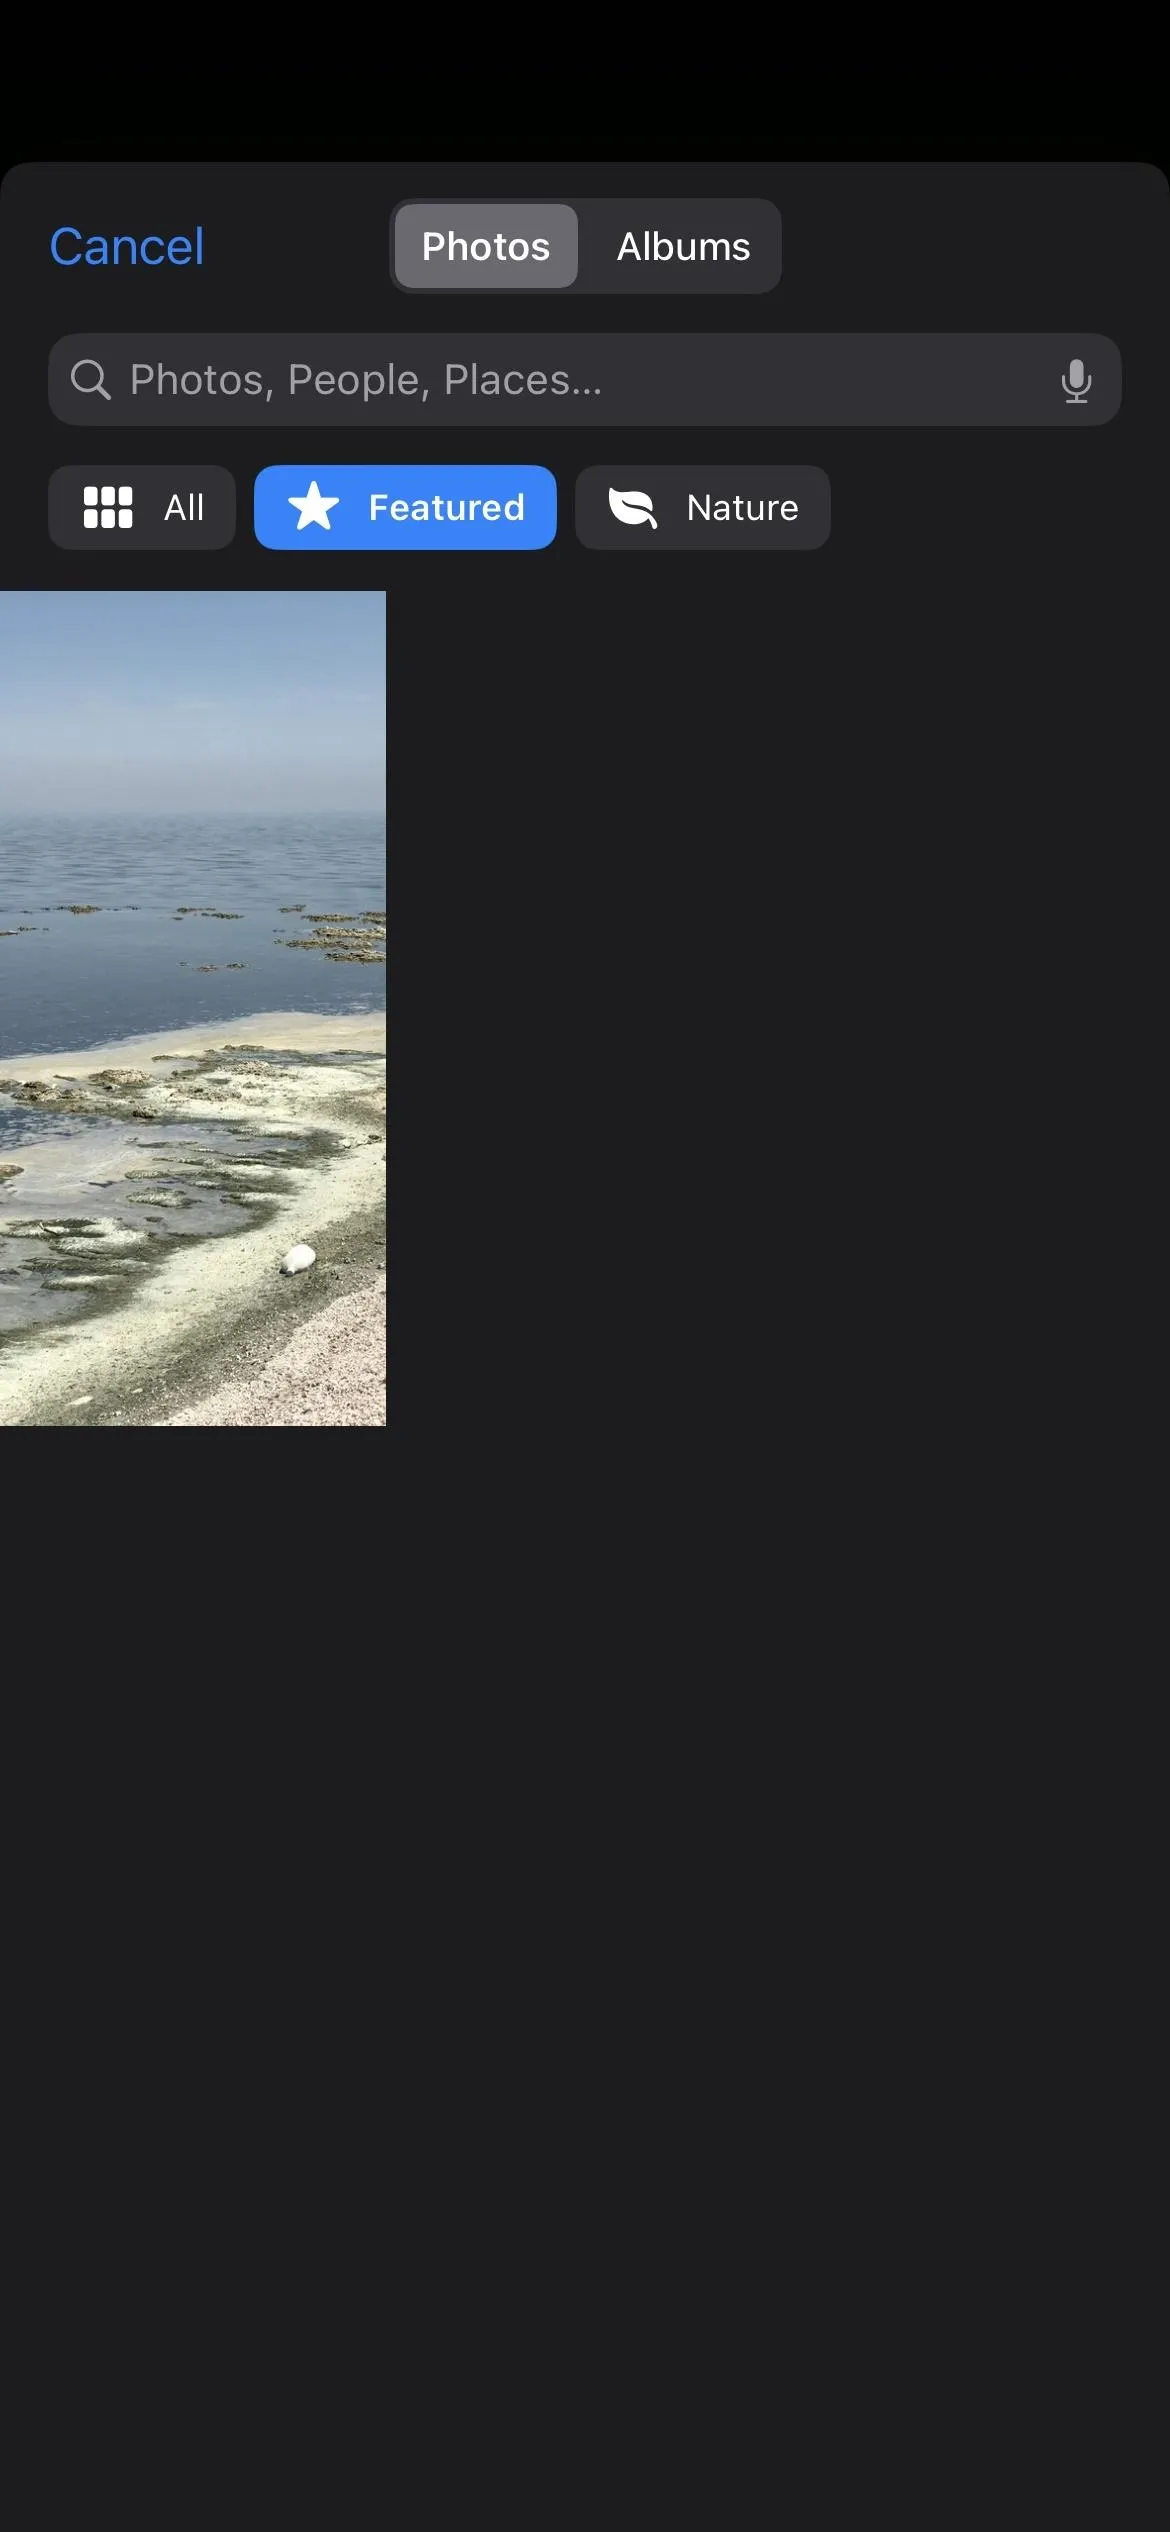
left=280, top=1243, right=316, bottom=1275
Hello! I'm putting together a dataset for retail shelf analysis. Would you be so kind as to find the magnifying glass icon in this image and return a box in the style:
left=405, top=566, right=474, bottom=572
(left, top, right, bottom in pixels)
left=70, top=358, right=111, bottom=401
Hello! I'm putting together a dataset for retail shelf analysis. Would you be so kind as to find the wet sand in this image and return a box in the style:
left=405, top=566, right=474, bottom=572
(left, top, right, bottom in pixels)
left=0, top=1012, right=385, bottom=1428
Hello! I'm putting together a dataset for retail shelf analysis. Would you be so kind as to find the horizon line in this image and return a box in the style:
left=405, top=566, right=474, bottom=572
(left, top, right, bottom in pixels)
left=0, top=802, right=387, bottom=816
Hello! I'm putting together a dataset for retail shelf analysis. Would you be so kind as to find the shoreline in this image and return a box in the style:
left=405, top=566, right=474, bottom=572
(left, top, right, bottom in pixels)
left=1, top=1006, right=385, bottom=1079
left=0, top=1011, right=385, bottom=1428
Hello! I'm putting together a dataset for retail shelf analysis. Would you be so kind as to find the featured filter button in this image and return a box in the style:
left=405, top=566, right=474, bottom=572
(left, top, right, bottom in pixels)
left=253, top=465, right=557, bottom=550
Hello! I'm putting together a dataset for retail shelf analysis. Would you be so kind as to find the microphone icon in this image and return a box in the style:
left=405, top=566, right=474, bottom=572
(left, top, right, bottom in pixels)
left=1062, top=358, right=1092, bottom=404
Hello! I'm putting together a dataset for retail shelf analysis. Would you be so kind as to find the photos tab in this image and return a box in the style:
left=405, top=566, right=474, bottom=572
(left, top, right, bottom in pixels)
left=393, top=204, right=580, bottom=291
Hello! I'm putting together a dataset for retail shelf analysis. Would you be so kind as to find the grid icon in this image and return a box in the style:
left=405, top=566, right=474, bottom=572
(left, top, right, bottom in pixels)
left=83, top=484, right=133, bottom=529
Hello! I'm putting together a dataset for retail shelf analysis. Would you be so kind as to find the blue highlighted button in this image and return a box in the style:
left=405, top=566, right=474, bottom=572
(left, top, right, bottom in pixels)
left=253, top=464, right=557, bottom=550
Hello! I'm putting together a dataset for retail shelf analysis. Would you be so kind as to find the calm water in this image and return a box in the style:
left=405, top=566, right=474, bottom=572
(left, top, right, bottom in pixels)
left=0, top=811, right=386, bottom=1060
left=0, top=1111, right=323, bottom=1335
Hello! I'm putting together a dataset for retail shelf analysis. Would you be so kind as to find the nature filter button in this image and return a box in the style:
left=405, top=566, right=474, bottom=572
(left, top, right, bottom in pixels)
left=253, top=465, right=557, bottom=550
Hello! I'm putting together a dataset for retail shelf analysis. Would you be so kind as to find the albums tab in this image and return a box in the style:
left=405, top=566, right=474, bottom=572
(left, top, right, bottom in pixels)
left=580, top=201, right=781, bottom=293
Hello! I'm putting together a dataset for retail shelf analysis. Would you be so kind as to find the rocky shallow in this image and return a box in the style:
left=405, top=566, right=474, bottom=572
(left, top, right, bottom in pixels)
left=2, top=898, right=385, bottom=964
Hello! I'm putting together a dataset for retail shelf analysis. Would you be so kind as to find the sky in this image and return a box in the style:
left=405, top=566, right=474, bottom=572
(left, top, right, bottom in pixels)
left=0, top=590, right=386, bottom=811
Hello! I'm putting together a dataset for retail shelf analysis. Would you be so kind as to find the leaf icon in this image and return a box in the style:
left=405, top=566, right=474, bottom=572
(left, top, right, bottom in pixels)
left=608, top=487, right=658, bottom=528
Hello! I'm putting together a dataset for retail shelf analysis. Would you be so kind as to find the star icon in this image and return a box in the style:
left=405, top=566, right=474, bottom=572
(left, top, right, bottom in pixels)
left=288, top=479, right=340, bottom=532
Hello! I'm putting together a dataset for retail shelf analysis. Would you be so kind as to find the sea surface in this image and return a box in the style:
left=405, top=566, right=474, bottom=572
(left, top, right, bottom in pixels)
left=0, top=810, right=386, bottom=1065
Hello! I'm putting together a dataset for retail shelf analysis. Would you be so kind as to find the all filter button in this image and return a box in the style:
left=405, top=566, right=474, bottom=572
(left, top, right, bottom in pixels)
left=49, top=464, right=236, bottom=551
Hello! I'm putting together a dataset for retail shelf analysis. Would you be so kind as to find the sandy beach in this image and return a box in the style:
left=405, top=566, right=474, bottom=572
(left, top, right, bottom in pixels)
left=0, top=1009, right=385, bottom=1428
left=160, top=1274, right=386, bottom=1425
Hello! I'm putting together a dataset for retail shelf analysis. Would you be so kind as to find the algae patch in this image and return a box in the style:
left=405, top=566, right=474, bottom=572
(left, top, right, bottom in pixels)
left=276, top=909, right=386, bottom=967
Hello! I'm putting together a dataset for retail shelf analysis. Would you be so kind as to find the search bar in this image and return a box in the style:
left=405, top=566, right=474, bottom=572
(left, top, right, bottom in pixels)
left=48, top=334, right=1123, bottom=426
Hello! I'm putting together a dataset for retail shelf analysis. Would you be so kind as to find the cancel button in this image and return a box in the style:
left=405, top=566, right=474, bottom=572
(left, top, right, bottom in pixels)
left=575, top=464, right=830, bottom=551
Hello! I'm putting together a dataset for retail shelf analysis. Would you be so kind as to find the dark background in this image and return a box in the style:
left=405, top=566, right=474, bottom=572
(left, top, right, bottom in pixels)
left=1, top=153, right=1167, bottom=1461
